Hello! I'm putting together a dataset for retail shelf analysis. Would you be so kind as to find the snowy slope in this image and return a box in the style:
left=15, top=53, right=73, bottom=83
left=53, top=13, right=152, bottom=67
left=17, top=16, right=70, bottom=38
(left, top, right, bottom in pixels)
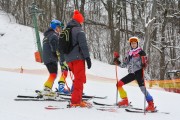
left=0, top=71, right=179, bottom=120
left=0, top=11, right=44, bottom=69
left=0, top=11, right=180, bottom=120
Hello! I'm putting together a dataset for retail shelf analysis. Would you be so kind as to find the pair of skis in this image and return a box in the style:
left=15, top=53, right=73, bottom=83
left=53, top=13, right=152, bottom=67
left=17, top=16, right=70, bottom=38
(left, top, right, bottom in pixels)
left=93, top=101, right=170, bottom=114
left=44, top=101, right=118, bottom=112
left=125, top=107, right=170, bottom=114
left=44, top=101, right=132, bottom=112
left=14, top=90, right=107, bottom=102
left=14, top=95, right=67, bottom=102
left=44, top=105, right=118, bottom=112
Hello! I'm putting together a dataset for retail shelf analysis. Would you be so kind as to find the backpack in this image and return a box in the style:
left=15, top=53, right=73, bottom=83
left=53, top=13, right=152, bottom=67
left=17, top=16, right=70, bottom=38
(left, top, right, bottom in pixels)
left=59, top=27, right=77, bottom=54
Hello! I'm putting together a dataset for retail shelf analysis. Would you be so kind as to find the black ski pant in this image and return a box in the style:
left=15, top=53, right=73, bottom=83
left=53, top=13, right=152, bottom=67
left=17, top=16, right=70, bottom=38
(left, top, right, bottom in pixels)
left=46, top=62, right=58, bottom=74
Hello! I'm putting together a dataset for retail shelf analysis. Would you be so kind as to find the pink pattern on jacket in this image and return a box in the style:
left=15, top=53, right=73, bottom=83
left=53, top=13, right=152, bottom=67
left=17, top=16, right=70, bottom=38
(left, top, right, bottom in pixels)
left=128, top=47, right=142, bottom=56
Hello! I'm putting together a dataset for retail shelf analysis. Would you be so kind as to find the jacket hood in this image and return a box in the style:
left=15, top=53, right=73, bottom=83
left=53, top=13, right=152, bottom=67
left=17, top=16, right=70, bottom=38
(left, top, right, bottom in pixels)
left=44, top=28, right=54, bottom=36
left=67, top=19, right=81, bottom=28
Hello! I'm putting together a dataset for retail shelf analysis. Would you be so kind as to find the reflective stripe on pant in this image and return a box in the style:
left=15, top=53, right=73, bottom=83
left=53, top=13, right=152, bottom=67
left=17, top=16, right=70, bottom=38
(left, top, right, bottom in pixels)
left=68, top=60, right=86, bottom=104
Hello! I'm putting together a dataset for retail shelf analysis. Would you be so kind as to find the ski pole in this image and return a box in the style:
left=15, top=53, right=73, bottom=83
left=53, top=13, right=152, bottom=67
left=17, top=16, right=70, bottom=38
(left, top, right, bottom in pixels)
left=114, top=51, right=119, bottom=105
left=142, top=68, right=146, bottom=115
left=141, top=56, right=147, bottom=115
left=115, top=65, right=119, bottom=105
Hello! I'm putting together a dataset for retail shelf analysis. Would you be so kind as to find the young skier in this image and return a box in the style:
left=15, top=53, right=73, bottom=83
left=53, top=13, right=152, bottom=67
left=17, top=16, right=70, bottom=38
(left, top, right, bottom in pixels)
left=64, top=10, right=91, bottom=107
left=114, top=37, right=155, bottom=111
left=42, top=19, right=70, bottom=94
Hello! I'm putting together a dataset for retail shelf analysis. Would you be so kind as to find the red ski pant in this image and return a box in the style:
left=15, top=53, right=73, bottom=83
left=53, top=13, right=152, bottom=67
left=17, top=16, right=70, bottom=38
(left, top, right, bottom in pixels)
left=68, top=60, right=86, bottom=104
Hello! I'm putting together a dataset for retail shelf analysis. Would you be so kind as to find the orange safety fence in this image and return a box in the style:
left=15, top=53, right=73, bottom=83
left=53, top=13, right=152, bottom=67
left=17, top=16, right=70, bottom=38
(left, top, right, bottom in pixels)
left=126, top=79, right=180, bottom=93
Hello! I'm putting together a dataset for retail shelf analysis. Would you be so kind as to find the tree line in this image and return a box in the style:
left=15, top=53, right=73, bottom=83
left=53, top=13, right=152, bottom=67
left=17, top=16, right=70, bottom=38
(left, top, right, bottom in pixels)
left=0, top=0, right=180, bottom=80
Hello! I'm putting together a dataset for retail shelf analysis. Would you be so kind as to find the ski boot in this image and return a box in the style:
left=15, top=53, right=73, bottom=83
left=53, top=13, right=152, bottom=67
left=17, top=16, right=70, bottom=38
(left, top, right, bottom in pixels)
left=58, top=82, right=71, bottom=94
left=68, top=101, right=92, bottom=108
left=37, top=87, right=58, bottom=100
left=146, top=101, right=156, bottom=112
left=117, top=98, right=129, bottom=107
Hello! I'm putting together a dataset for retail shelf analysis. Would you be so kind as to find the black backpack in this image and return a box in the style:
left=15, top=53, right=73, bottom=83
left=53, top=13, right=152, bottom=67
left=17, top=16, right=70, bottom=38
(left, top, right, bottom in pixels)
left=59, top=27, right=77, bottom=54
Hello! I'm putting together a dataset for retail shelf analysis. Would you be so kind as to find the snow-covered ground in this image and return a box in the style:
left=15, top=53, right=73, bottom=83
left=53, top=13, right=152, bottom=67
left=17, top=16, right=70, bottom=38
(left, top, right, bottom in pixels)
left=0, top=11, right=44, bottom=69
left=0, top=11, right=180, bottom=120
left=1, top=71, right=179, bottom=120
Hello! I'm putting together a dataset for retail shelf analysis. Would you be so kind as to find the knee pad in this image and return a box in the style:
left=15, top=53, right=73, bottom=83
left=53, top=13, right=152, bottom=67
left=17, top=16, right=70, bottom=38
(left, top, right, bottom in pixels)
left=117, top=80, right=124, bottom=87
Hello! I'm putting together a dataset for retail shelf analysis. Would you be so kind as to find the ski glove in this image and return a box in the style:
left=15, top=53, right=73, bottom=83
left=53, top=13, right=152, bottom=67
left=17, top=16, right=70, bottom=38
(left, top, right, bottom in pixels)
left=86, top=57, right=91, bottom=69
left=113, top=58, right=121, bottom=65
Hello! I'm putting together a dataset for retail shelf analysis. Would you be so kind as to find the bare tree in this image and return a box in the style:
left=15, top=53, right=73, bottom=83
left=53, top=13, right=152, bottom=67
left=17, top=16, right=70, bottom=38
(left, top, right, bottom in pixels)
left=0, top=0, right=179, bottom=80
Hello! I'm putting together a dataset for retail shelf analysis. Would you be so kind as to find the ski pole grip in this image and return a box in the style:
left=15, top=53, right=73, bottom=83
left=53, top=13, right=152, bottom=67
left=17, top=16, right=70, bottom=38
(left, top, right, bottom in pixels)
left=113, top=52, right=119, bottom=58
